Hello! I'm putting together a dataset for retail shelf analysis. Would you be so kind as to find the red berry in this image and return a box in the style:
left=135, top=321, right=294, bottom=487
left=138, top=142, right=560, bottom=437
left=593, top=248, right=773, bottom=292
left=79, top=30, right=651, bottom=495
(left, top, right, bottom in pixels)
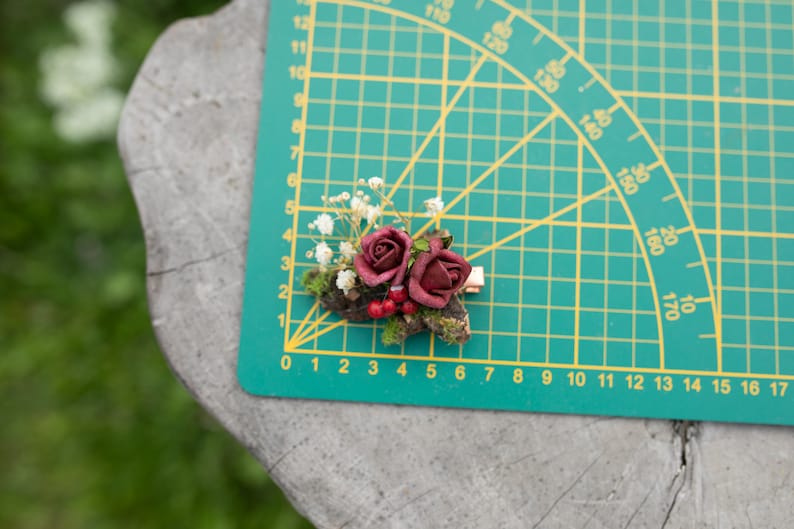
left=388, top=285, right=409, bottom=303
left=367, top=300, right=385, bottom=319
left=382, top=298, right=398, bottom=315
left=400, top=300, right=418, bottom=315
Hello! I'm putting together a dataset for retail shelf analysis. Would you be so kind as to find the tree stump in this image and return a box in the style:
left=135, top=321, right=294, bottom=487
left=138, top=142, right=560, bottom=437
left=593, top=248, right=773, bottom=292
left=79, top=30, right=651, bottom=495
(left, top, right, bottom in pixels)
left=118, top=1, right=794, bottom=527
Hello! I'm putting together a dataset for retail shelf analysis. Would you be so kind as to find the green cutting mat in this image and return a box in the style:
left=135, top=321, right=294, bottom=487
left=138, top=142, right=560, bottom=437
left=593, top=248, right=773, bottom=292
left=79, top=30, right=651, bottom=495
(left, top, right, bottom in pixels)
left=238, top=0, right=794, bottom=425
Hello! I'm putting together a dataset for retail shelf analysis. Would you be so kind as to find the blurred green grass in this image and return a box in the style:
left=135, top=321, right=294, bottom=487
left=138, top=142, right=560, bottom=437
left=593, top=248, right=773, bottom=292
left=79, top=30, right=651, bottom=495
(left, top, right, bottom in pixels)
left=0, top=2, right=315, bottom=527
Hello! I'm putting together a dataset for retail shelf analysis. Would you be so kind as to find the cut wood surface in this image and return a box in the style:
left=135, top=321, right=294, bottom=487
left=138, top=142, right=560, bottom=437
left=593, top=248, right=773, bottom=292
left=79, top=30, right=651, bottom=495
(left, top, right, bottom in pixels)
left=117, top=1, right=794, bottom=527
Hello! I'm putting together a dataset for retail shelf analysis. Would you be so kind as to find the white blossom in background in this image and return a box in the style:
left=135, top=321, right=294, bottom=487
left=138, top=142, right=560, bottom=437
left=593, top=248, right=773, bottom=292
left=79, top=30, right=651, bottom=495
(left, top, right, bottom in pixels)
left=40, top=45, right=118, bottom=106
left=335, top=269, right=357, bottom=295
left=424, top=196, right=444, bottom=217
left=314, top=242, right=333, bottom=266
left=39, top=0, right=123, bottom=143
left=64, top=0, right=116, bottom=46
left=314, top=213, right=335, bottom=236
left=368, top=176, right=384, bottom=190
left=339, top=241, right=357, bottom=259
left=53, top=88, right=124, bottom=143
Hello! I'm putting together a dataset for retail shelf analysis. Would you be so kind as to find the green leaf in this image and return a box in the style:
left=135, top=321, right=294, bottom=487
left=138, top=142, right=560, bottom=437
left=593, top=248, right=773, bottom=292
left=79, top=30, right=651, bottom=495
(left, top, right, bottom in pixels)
left=441, top=235, right=454, bottom=249
left=412, top=238, right=429, bottom=252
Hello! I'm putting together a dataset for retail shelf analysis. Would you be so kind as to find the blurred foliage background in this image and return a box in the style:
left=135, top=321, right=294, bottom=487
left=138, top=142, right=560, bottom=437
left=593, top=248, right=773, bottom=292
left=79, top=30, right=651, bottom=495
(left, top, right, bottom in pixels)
left=0, top=1, right=314, bottom=527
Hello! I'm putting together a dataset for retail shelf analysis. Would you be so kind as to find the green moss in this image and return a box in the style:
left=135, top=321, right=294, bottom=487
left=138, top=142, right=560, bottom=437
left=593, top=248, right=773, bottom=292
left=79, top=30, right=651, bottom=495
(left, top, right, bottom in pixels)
left=416, top=306, right=434, bottom=320
left=437, top=317, right=463, bottom=344
left=381, top=315, right=404, bottom=346
left=419, top=306, right=467, bottom=344
left=300, top=268, right=336, bottom=297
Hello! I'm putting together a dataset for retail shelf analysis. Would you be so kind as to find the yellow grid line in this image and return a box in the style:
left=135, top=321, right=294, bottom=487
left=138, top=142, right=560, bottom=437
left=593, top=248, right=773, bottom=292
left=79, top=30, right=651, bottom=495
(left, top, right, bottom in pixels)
left=311, top=70, right=527, bottom=90
left=461, top=46, right=477, bottom=361
left=284, top=0, right=318, bottom=352
left=516, top=86, right=530, bottom=362
left=712, top=0, right=723, bottom=372
left=281, top=349, right=794, bottom=382
left=578, top=0, right=586, bottom=56
left=343, top=6, right=372, bottom=354
left=766, top=0, right=782, bottom=375
left=573, top=139, right=584, bottom=365
left=617, top=90, right=794, bottom=108
left=740, top=3, right=751, bottom=374
left=437, top=32, right=450, bottom=232
left=631, top=2, right=640, bottom=368
left=381, top=10, right=398, bottom=355
left=543, top=114, right=555, bottom=364
left=303, top=102, right=794, bottom=133
left=487, top=60, right=504, bottom=363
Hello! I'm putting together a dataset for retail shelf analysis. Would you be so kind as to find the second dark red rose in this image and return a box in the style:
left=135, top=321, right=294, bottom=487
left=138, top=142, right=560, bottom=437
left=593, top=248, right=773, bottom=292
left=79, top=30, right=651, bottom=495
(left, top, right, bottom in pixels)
left=408, top=238, right=472, bottom=309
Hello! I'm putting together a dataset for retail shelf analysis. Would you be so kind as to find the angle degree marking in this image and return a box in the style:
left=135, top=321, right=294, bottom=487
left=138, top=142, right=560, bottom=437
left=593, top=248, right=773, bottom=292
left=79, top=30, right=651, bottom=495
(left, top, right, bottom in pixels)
left=322, top=0, right=670, bottom=359
left=293, top=309, right=334, bottom=344
left=486, top=0, right=720, bottom=354
left=321, top=0, right=720, bottom=363
left=291, top=318, right=347, bottom=349
left=291, top=300, right=321, bottom=342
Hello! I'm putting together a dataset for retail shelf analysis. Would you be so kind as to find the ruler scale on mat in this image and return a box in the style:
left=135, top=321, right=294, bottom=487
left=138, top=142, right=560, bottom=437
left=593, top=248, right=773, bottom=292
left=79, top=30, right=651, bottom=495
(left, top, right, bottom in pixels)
left=239, top=0, right=794, bottom=425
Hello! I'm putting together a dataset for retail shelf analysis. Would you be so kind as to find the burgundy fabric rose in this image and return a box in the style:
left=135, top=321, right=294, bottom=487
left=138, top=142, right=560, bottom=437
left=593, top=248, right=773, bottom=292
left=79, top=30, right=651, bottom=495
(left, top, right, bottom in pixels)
left=408, top=238, right=472, bottom=309
left=354, top=226, right=413, bottom=287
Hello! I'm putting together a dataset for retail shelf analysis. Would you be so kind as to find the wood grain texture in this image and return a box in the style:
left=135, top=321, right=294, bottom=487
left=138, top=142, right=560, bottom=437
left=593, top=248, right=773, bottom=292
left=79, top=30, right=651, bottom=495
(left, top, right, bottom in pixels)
left=117, top=1, right=794, bottom=527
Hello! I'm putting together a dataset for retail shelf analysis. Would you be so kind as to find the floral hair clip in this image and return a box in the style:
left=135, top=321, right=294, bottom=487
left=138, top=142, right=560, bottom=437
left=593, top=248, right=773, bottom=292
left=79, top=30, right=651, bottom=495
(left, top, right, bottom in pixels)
left=301, top=177, right=478, bottom=345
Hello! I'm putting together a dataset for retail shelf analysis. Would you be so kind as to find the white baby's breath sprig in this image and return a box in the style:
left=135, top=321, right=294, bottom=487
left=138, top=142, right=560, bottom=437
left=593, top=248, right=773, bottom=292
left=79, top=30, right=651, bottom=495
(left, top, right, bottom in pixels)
left=314, top=213, right=335, bottom=236
left=306, top=176, right=425, bottom=265
left=339, top=241, right=357, bottom=259
left=364, top=176, right=412, bottom=231
left=335, top=269, right=357, bottom=295
left=314, top=241, right=333, bottom=267
left=366, top=204, right=382, bottom=225
left=424, top=196, right=444, bottom=218
left=367, top=176, right=384, bottom=190
left=349, top=196, right=368, bottom=221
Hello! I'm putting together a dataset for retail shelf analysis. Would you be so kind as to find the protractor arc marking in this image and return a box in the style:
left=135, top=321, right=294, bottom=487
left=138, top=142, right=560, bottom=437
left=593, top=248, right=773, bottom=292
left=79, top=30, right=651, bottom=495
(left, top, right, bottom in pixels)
left=287, top=0, right=720, bottom=372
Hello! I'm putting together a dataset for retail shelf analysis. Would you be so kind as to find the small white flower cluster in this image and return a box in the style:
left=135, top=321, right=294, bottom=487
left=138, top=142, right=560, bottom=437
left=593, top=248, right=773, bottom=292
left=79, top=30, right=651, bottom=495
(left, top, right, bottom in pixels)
left=424, top=196, right=445, bottom=218
left=335, top=269, right=357, bottom=295
left=339, top=241, right=357, bottom=259
left=367, top=176, right=384, bottom=190
left=312, top=242, right=333, bottom=266
left=311, top=213, right=334, bottom=236
left=307, top=178, right=387, bottom=268
left=39, top=0, right=124, bottom=143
